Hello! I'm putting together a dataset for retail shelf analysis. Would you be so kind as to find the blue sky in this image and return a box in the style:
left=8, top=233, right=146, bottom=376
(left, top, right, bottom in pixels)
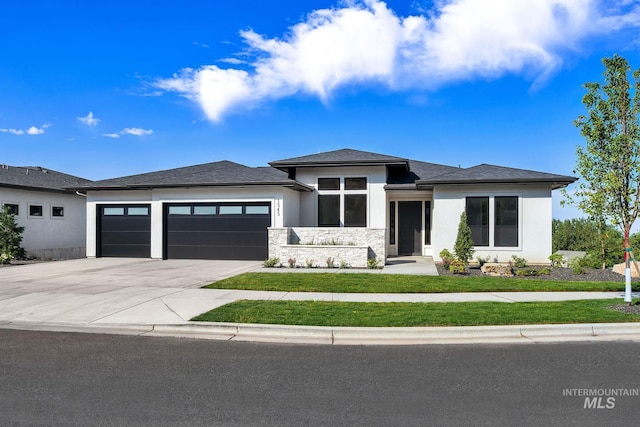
left=1, top=0, right=640, bottom=221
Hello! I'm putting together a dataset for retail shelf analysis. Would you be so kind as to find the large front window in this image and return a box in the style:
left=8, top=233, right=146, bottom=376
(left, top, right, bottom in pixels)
left=318, top=177, right=367, bottom=227
left=495, top=196, right=518, bottom=247
left=465, top=196, right=519, bottom=247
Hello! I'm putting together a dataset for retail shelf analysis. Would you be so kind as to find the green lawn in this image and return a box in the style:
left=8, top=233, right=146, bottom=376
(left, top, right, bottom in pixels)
left=204, top=272, right=637, bottom=293
left=191, top=299, right=640, bottom=327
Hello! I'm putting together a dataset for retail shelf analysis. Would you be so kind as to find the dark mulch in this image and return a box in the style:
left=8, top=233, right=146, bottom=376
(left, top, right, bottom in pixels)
left=435, top=263, right=640, bottom=282
left=609, top=302, right=640, bottom=315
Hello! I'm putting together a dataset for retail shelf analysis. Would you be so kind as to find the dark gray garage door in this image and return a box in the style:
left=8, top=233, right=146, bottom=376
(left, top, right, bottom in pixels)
left=164, top=202, right=271, bottom=260
left=98, top=205, right=151, bottom=257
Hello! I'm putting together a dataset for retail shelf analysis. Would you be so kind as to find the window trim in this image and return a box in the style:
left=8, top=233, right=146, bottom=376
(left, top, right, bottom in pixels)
left=51, top=205, right=65, bottom=218
left=2, top=202, right=19, bottom=216
left=28, top=204, right=44, bottom=218
left=464, top=194, right=521, bottom=249
left=316, top=176, right=368, bottom=227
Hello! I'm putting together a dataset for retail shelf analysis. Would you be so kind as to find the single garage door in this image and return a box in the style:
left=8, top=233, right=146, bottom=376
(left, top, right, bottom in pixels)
left=98, top=205, right=151, bottom=257
left=164, top=202, right=271, bottom=260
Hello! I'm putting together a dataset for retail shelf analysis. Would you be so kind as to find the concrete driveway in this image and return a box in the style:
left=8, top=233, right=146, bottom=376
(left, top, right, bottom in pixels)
left=0, top=258, right=261, bottom=327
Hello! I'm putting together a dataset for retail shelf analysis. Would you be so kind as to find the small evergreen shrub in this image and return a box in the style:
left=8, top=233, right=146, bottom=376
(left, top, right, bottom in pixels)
left=449, top=259, right=466, bottom=274
left=263, top=258, right=280, bottom=268
left=454, top=212, right=475, bottom=264
left=367, top=258, right=381, bottom=269
left=569, top=257, right=586, bottom=274
left=439, top=249, right=454, bottom=270
left=511, top=255, right=528, bottom=268
left=539, top=268, right=551, bottom=275
left=515, top=268, right=539, bottom=277
left=548, top=253, right=564, bottom=268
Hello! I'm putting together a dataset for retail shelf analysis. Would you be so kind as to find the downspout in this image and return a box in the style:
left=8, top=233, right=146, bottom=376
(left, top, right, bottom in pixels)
left=76, top=191, right=87, bottom=197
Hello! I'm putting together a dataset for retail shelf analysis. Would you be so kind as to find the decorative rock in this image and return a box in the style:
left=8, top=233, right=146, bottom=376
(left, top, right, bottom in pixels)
left=481, top=263, right=514, bottom=277
left=612, top=263, right=640, bottom=277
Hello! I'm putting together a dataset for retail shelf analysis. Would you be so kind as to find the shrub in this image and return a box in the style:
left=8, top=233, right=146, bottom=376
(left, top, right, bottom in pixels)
left=0, top=206, right=25, bottom=261
left=287, top=258, right=296, bottom=268
left=263, top=258, right=280, bottom=268
left=439, top=249, right=454, bottom=270
left=326, top=257, right=335, bottom=268
left=548, top=253, right=564, bottom=268
left=515, top=268, right=539, bottom=277
left=511, top=255, right=528, bottom=268
left=569, top=257, right=586, bottom=274
left=367, top=258, right=381, bottom=269
left=476, top=255, right=489, bottom=267
left=305, top=259, right=314, bottom=268
left=539, top=268, right=551, bottom=275
left=454, top=212, right=475, bottom=264
left=339, top=259, right=349, bottom=269
left=449, top=259, right=466, bottom=274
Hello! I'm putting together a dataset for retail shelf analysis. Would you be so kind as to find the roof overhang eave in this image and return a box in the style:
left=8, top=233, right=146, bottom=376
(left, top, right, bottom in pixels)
left=68, top=180, right=315, bottom=192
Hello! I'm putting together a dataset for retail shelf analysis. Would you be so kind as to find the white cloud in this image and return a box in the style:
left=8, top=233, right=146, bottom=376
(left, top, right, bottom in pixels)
left=1, top=124, right=49, bottom=135
left=121, top=127, right=153, bottom=136
left=1, top=128, right=25, bottom=135
left=78, top=112, right=100, bottom=126
left=153, top=0, right=640, bottom=122
left=103, top=128, right=153, bottom=138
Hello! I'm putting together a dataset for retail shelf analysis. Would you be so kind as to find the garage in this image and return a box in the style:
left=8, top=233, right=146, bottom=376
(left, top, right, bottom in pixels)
left=164, top=202, right=271, bottom=260
left=97, top=205, right=151, bottom=257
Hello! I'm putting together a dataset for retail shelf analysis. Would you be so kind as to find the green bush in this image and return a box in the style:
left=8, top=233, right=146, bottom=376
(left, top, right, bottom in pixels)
left=569, top=257, right=586, bottom=275
left=449, top=259, right=466, bottom=274
left=263, top=258, right=280, bottom=268
left=476, top=255, right=489, bottom=267
left=515, top=268, right=539, bottom=277
left=439, top=249, right=454, bottom=270
left=0, top=206, right=25, bottom=262
left=454, top=212, right=475, bottom=263
left=305, top=259, right=315, bottom=268
left=548, top=253, right=564, bottom=268
left=539, top=268, right=551, bottom=275
left=511, top=255, right=528, bottom=268
left=367, top=258, right=381, bottom=269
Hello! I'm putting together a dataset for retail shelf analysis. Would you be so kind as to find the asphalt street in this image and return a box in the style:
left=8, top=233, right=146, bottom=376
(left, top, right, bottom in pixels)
left=1, top=329, right=638, bottom=426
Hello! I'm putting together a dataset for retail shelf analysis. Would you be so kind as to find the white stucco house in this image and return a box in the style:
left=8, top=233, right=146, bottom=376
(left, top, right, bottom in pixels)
left=1, top=165, right=91, bottom=259
left=71, top=149, right=576, bottom=267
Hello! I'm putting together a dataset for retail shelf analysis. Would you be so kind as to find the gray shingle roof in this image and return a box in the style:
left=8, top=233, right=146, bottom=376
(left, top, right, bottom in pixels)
left=0, top=165, right=91, bottom=193
left=270, top=148, right=409, bottom=169
left=386, top=160, right=461, bottom=187
left=71, top=161, right=313, bottom=191
left=416, top=164, right=577, bottom=189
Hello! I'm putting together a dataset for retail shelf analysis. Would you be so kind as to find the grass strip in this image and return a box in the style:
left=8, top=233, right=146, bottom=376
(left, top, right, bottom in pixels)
left=192, top=299, right=640, bottom=327
left=204, top=272, right=638, bottom=293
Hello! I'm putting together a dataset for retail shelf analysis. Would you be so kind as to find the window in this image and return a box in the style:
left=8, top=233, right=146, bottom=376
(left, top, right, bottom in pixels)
left=465, top=197, right=489, bottom=246
left=29, top=205, right=43, bottom=217
left=344, top=194, right=366, bottom=227
left=127, top=207, right=149, bottom=216
left=193, top=206, right=217, bottom=215
left=168, top=206, right=190, bottom=215
left=345, top=177, right=367, bottom=190
left=318, top=178, right=340, bottom=190
left=318, top=195, right=340, bottom=226
left=424, top=201, right=431, bottom=245
left=389, top=201, right=396, bottom=245
left=246, top=205, right=269, bottom=215
left=219, top=206, right=242, bottom=214
left=52, top=206, right=64, bottom=217
left=4, top=203, right=18, bottom=215
left=103, top=207, right=124, bottom=216
left=495, top=196, right=518, bottom=247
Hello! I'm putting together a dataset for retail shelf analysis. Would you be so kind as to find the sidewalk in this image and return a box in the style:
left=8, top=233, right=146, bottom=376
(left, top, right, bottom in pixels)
left=1, top=285, right=639, bottom=345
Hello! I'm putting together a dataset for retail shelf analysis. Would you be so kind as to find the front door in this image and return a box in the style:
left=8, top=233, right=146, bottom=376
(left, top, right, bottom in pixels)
left=398, top=201, right=422, bottom=255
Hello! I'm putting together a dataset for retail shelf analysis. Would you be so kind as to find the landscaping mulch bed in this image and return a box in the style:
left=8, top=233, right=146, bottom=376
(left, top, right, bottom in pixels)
left=609, top=303, right=640, bottom=315
left=435, top=264, right=640, bottom=282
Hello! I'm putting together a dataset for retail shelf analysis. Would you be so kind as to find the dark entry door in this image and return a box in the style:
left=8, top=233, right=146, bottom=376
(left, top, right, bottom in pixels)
left=398, top=201, right=422, bottom=256
left=98, top=205, right=151, bottom=258
left=164, top=202, right=271, bottom=260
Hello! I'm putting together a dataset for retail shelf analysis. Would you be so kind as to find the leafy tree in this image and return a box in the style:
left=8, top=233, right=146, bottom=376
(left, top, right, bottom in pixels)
left=567, top=54, right=640, bottom=302
left=454, top=211, right=475, bottom=264
left=552, top=218, right=623, bottom=268
left=0, top=206, right=25, bottom=263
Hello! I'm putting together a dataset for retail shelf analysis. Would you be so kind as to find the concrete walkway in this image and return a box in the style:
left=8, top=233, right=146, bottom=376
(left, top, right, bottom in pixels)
left=1, top=258, right=639, bottom=345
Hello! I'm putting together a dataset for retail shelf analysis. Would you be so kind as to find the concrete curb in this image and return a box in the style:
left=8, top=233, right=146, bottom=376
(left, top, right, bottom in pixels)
left=3, top=320, right=640, bottom=345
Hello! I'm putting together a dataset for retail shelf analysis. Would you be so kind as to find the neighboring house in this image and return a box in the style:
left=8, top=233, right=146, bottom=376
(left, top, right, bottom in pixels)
left=0, top=165, right=91, bottom=260
left=72, top=149, right=576, bottom=267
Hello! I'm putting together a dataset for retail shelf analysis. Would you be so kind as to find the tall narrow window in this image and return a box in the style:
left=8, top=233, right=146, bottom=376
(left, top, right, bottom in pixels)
left=318, top=195, right=340, bottom=226
left=424, top=201, right=431, bottom=245
left=465, top=197, right=489, bottom=246
left=389, top=201, right=396, bottom=245
left=495, top=196, right=518, bottom=247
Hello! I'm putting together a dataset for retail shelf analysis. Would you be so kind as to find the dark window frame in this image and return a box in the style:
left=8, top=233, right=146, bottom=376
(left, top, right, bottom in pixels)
left=52, top=206, right=64, bottom=217
left=424, top=201, right=431, bottom=245
left=389, top=201, right=396, bottom=245
left=494, top=196, right=519, bottom=247
left=3, top=203, right=19, bottom=216
left=318, top=194, right=340, bottom=227
left=345, top=177, right=367, bottom=190
left=29, top=204, right=43, bottom=217
left=344, top=194, right=367, bottom=227
left=318, top=178, right=340, bottom=191
left=465, top=197, right=489, bottom=247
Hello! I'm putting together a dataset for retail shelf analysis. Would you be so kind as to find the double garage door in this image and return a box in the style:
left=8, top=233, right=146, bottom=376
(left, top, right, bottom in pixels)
left=97, top=202, right=271, bottom=260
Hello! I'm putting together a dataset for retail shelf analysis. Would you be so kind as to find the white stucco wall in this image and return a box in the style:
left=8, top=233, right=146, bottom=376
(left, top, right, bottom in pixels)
left=294, top=165, right=387, bottom=228
left=1, top=188, right=87, bottom=259
left=85, top=186, right=300, bottom=258
left=431, top=184, right=553, bottom=264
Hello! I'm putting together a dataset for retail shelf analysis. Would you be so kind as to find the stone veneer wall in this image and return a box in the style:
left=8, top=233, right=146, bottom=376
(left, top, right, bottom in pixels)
left=268, top=227, right=386, bottom=268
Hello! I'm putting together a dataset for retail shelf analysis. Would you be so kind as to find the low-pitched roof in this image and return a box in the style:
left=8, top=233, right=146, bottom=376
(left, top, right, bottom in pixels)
left=0, top=165, right=91, bottom=193
left=415, top=164, right=577, bottom=189
left=270, top=148, right=409, bottom=170
left=71, top=160, right=313, bottom=191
